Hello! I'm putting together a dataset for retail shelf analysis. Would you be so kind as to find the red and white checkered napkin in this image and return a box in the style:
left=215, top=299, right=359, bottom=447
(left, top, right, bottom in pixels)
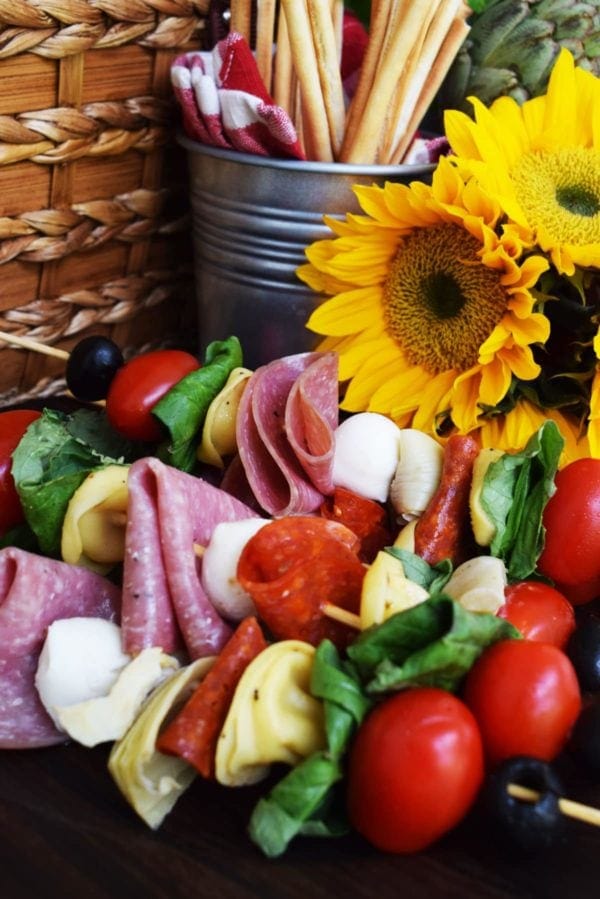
left=171, top=32, right=306, bottom=160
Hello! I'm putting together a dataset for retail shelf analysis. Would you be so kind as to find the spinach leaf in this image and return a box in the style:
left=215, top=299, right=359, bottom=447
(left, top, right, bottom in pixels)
left=481, top=421, right=564, bottom=580
left=11, top=408, right=137, bottom=557
left=347, top=596, right=519, bottom=694
left=153, top=336, right=243, bottom=472
left=385, top=547, right=453, bottom=594
left=248, top=641, right=369, bottom=858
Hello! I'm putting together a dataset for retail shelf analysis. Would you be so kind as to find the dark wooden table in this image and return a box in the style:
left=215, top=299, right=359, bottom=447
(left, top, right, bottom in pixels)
left=2, top=741, right=599, bottom=899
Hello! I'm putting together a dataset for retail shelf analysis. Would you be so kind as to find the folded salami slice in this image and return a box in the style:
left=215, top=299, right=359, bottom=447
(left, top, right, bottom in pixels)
left=0, top=547, right=121, bottom=749
left=122, top=458, right=257, bottom=660
left=285, top=352, right=338, bottom=495
left=236, top=353, right=338, bottom=517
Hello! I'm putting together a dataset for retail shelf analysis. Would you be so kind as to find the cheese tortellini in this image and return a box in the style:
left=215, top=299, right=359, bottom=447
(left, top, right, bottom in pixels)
left=198, top=366, right=252, bottom=468
left=61, top=464, right=129, bottom=570
left=215, top=641, right=326, bottom=787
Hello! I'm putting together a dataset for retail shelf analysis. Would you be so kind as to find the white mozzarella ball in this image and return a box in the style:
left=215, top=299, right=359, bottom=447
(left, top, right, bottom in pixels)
left=332, top=412, right=403, bottom=501
left=201, top=517, right=270, bottom=621
left=35, top=618, right=130, bottom=728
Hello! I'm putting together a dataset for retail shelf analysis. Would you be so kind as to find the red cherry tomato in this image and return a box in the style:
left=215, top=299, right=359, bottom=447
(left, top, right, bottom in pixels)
left=498, top=581, right=575, bottom=649
left=106, top=350, right=200, bottom=442
left=538, top=458, right=600, bottom=605
left=347, top=687, right=484, bottom=854
left=0, top=409, right=41, bottom=535
left=463, top=639, right=581, bottom=767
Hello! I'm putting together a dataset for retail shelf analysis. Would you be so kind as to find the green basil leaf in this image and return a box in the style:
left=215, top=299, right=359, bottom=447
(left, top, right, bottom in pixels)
left=153, top=336, right=243, bottom=472
left=11, top=408, right=136, bottom=557
left=310, top=640, right=372, bottom=759
left=248, top=753, right=346, bottom=858
left=481, top=421, right=564, bottom=580
left=385, top=547, right=453, bottom=593
left=347, top=596, right=519, bottom=694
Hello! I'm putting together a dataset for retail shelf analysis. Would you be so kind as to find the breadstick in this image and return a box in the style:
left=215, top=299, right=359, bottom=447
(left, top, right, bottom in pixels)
left=330, top=0, right=344, bottom=65
left=230, top=0, right=252, bottom=43
left=307, top=0, right=346, bottom=158
left=255, top=0, right=277, bottom=94
left=380, top=0, right=455, bottom=162
left=340, top=0, right=394, bottom=162
left=343, top=2, right=437, bottom=164
left=280, top=0, right=333, bottom=161
left=273, top=6, right=295, bottom=115
left=392, top=10, right=470, bottom=163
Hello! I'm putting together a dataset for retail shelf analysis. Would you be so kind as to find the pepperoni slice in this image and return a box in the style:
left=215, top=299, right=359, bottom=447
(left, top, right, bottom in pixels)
left=237, top=517, right=365, bottom=648
left=156, top=616, right=267, bottom=779
left=319, top=486, right=393, bottom=563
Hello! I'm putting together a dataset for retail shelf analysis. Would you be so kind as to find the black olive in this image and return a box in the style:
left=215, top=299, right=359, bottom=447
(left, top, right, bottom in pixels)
left=567, top=615, right=600, bottom=694
left=569, top=700, right=600, bottom=780
left=65, top=336, right=124, bottom=402
left=482, top=755, right=565, bottom=854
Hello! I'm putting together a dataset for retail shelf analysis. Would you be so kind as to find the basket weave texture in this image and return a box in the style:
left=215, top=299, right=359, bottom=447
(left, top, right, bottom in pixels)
left=0, top=0, right=210, bottom=405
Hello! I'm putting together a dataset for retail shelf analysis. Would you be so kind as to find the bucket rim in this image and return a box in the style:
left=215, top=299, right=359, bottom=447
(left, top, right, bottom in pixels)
left=176, top=132, right=437, bottom=177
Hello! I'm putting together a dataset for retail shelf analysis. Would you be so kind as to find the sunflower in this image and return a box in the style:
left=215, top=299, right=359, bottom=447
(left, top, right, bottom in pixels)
left=479, top=399, right=589, bottom=467
left=444, top=49, right=600, bottom=278
left=299, top=156, right=549, bottom=440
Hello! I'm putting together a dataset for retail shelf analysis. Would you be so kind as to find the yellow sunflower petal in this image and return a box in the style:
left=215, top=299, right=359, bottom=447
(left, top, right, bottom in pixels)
left=450, top=366, right=484, bottom=433
left=306, top=287, right=382, bottom=336
left=411, top=369, right=457, bottom=434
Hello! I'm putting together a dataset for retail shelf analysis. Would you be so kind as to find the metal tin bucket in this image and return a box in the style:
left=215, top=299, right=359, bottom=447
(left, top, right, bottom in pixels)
left=179, top=135, right=435, bottom=369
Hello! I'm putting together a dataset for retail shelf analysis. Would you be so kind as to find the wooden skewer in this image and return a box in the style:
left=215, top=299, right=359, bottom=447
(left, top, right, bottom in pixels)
left=0, top=329, right=70, bottom=361
left=508, top=783, right=600, bottom=828
left=322, top=603, right=362, bottom=630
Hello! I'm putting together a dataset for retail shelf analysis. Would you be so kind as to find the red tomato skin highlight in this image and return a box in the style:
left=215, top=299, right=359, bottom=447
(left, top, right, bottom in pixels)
left=463, top=639, right=581, bottom=767
left=106, top=349, right=199, bottom=442
left=0, top=409, right=41, bottom=535
left=538, top=459, right=600, bottom=595
left=498, top=581, right=575, bottom=649
left=347, top=688, right=484, bottom=854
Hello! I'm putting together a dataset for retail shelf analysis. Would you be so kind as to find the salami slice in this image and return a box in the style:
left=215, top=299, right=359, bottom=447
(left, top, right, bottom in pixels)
left=0, top=547, right=120, bottom=749
left=237, top=517, right=365, bottom=648
left=236, top=353, right=336, bottom=517
left=122, top=458, right=257, bottom=660
left=285, top=352, right=338, bottom=494
left=156, top=616, right=267, bottom=778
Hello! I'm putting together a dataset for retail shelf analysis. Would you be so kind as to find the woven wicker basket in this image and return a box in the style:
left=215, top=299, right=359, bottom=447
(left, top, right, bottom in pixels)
left=0, top=0, right=211, bottom=405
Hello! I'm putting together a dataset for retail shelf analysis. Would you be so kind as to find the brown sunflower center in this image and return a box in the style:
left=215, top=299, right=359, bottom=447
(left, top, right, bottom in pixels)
left=511, top=147, right=600, bottom=244
left=383, top=223, right=508, bottom=374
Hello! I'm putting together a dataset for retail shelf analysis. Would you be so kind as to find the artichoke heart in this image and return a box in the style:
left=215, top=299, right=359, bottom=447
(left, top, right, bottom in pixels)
left=360, top=550, right=428, bottom=629
left=197, top=366, right=252, bottom=467
left=61, top=464, right=129, bottom=570
left=389, top=429, right=444, bottom=520
left=108, top=656, right=214, bottom=830
left=444, top=556, right=508, bottom=614
left=56, top=648, right=179, bottom=748
left=469, top=448, right=503, bottom=547
left=215, top=641, right=326, bottom=787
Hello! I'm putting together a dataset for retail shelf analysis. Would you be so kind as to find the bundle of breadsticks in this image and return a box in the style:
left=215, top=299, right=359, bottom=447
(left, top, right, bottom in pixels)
left=229, top=0, right=471, bottom=164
